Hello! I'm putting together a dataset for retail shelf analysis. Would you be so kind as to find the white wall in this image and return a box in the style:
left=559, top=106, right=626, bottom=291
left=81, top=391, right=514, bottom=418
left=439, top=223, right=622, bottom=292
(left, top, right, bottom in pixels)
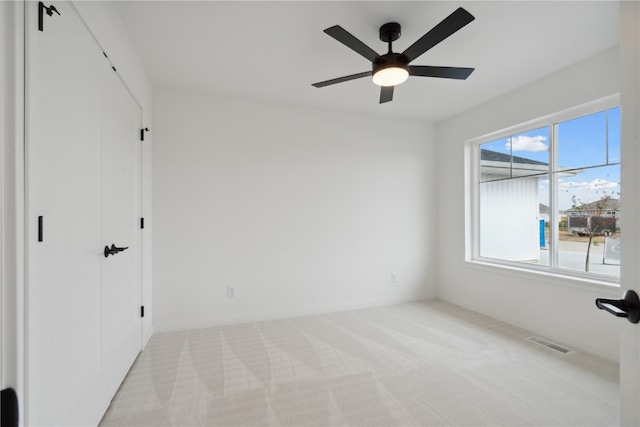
left=74, top=1, right=154, bottom=344
left=153, top=88, right=436, bottom=332
left=436, top=48, right=624, bottom=361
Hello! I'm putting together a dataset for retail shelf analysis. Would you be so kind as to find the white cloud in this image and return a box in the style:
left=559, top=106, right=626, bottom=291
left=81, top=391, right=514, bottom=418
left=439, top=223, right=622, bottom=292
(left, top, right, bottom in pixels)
left=506, top=135, right=548, bottom=152
left=557, top=178, right=619, bottom=209
left=560, top=179, right=618, bottom=191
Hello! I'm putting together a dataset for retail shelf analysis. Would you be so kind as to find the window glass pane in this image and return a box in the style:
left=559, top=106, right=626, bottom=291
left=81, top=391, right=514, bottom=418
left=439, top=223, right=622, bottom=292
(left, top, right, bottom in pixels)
left=557, top=164, right=620, bottom=278
left=479, top=127, right=549, bottom=182
left=509, top=127, right=549, bottom=179
left=479, top=137, right=511, bottom=182
left=558, top=111, right=607, bottom=169
left=608, top=107, right=621, bottom=164
left=537, top=176, right=551, bottom=261
left=479, top=173, right=549, bottom=266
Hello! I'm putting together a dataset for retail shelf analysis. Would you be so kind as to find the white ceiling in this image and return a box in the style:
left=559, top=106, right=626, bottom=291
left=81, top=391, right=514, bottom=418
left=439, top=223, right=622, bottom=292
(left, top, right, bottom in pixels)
left=114, top=1, right=620, bottom=122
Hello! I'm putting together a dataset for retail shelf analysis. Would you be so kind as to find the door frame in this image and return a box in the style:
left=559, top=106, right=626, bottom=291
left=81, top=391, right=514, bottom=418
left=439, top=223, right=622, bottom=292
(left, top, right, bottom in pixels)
left=1, top=0, right=26, bottom=422
left=619, top=1, right=640, bottom=425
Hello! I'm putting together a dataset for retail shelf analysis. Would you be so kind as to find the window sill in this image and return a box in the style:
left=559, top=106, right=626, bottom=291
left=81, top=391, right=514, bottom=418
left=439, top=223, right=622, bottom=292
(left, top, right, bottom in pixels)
left=465, top=258, right=621, bottom=296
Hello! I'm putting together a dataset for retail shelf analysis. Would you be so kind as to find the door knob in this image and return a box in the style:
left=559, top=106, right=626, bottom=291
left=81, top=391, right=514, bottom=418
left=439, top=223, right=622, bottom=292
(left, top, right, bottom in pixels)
left=104, top=244, right=129, bottom=258
left=595, top=290, right=640, bottom=323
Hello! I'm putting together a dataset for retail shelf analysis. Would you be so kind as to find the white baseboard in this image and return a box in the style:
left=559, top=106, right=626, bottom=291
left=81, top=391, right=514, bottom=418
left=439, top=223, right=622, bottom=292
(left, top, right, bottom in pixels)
left=153, top=295, right=429, bottom=334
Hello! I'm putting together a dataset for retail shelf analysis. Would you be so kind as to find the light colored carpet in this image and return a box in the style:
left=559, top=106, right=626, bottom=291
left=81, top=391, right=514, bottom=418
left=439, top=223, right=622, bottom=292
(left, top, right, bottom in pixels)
left=100, top=300, right=619, bottom=426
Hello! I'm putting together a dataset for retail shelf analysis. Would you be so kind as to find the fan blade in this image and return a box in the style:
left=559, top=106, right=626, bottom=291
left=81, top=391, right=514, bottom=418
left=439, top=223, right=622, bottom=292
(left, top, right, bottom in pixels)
left=324, top=25, right=380, bottom=63
left=409, top=65, right=474, bottom=80
left=312, top=71, right=372, bottom=88
left=380, top=86, right=394, bottom=104
left=402, top=7, right=475, bottom=63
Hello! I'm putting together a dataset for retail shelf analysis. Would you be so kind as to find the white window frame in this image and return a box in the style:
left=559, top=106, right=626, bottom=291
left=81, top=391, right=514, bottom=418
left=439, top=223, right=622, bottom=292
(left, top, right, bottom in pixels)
left=467, top=94, right=620, bottom=287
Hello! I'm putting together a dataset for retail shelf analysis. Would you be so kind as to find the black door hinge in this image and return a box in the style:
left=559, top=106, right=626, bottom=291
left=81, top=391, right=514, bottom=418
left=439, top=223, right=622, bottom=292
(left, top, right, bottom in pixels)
left=38, top=216, right=43, bottom=242
left=38, top=2, right=60, bottom=32
left=140, top=127, right=150, bottom=141
left=141, top=306, right=145, bottom=318
left=140, top=218, right=145, bottom=229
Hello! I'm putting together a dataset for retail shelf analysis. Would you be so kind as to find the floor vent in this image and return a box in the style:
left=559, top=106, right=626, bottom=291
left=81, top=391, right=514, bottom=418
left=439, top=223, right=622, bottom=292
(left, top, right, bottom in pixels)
left=527, top=336, right=573, bottom=354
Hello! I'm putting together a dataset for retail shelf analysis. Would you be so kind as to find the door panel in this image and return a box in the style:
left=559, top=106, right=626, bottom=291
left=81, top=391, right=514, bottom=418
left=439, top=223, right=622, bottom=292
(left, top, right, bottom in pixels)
left=27, top=2, right=103, bottom=423
left=100, top=65, right=141, bottom=385
left=26, top=2, right=141, bottom=425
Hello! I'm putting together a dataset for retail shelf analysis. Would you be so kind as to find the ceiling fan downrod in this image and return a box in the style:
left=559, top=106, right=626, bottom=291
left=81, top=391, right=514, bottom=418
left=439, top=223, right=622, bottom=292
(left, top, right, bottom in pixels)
left=379, top=22, right=401, bottom=54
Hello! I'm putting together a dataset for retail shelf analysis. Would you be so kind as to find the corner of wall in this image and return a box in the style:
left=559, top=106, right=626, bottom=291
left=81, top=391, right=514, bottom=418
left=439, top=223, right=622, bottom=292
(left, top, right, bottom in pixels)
left=433, top=47, right=622, bottom=361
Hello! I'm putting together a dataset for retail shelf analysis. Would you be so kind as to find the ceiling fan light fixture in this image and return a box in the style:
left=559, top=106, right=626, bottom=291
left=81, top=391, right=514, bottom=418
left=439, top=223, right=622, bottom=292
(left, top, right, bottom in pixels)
left=372, top=65, right=409, bottom=87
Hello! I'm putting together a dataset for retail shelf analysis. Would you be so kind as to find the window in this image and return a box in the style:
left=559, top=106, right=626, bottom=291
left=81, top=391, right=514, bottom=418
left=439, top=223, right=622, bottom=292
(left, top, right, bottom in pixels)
left=471, top=100, right=620, bottom=282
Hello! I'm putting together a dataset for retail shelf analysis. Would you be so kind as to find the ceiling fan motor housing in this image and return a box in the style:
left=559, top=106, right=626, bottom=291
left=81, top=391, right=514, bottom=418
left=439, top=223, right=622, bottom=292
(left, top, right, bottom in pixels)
left=373, top=53, right=409, bottom=75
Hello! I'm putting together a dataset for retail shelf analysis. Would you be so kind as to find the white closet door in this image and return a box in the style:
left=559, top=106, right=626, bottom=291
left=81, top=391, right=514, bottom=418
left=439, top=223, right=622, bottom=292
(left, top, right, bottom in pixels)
left=26, top=2, right=141, bottom=425
left=99, top=58, right=142, bottom=408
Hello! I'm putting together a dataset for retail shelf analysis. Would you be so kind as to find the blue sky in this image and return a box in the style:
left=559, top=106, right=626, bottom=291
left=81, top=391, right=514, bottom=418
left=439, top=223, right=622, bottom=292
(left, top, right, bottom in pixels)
left=481, top=107, right=620, bottom=210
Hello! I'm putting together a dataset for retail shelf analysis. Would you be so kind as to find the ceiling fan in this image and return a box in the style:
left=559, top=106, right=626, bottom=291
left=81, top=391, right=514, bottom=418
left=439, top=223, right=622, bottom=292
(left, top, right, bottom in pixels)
left=312, top=7, right=475, bottom=104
